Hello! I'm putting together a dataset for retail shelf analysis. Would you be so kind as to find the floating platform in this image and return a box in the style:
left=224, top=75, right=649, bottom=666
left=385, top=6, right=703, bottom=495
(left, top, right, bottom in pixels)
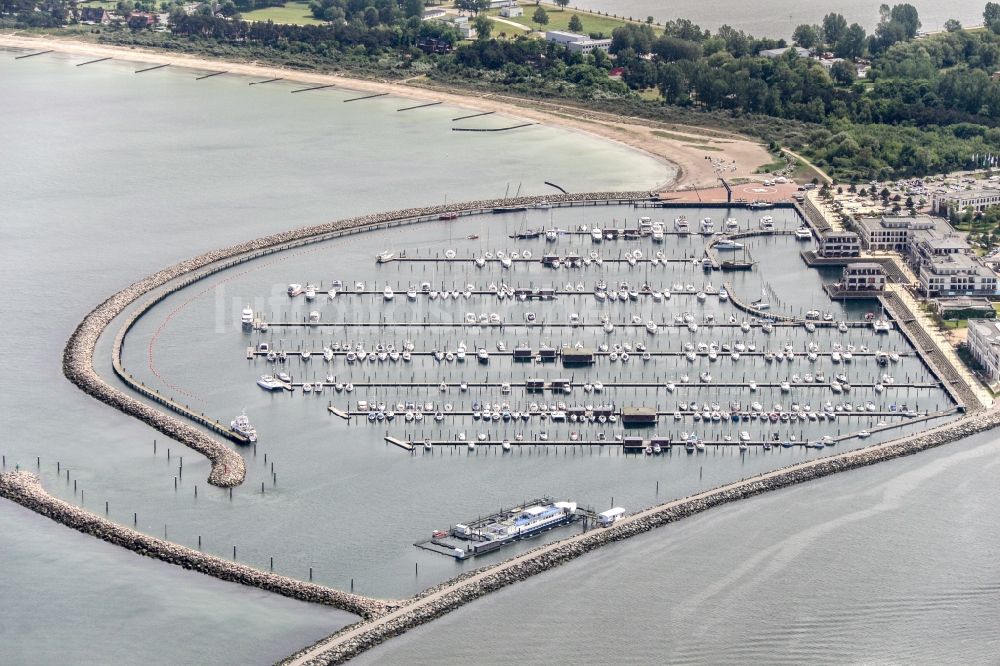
left=413, top=497, right=580, bottom=559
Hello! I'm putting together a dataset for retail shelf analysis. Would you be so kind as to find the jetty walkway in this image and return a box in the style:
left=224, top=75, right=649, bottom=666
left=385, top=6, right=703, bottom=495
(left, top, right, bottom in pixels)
left=281, top=403, right=1000, bottom=665
left=65, top=191, right=655, bottom=488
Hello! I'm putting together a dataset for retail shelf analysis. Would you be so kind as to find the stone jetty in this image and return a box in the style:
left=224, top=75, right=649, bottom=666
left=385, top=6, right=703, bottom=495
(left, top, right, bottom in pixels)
left=281, top=405, right=1000, bottom=665
left=0, top=471, right=393, bottom=619
left=64, top=191, right=653, bottom=487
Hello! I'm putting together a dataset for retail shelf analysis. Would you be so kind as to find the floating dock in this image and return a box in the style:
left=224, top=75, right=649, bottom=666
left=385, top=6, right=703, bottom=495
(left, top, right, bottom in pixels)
left=414, top=497, right=582, bottom=559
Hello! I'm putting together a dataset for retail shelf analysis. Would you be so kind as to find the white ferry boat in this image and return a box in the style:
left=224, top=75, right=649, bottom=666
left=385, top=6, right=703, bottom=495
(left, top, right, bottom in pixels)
left=231, top=411, right=257, bottom=443
left=795, top=226, right=812, bottom=240
left=376, top=250, right=394, bottom=263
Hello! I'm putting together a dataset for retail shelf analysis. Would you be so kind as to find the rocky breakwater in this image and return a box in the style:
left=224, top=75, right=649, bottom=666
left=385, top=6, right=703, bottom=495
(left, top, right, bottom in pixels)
left=282, top=407, right=1000, bottom=665
left=65, top=191, right=652, bottom=488
left=0, top=470, right=394, bottom=619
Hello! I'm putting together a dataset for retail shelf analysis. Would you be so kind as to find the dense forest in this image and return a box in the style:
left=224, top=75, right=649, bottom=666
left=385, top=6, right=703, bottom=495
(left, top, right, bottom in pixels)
left=7, top=0, right=1000, bottom=181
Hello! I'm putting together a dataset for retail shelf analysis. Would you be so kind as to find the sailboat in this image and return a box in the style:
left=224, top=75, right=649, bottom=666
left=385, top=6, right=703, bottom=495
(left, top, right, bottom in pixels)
left=751, top=287, right=770, bottom=310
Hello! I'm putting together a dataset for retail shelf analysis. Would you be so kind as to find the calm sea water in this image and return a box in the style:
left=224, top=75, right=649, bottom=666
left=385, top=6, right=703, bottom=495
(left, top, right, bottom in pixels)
left=109, top=202, right=949, bottom=600
left=568, top=0, right=985, bottom=36
left=0, top=42, right=990, bottom=666
left=0, top=48, right=665, bottom=664
left=0, top=501, right=353, bottom=665
left=358, top=429, right=1000, bottom=665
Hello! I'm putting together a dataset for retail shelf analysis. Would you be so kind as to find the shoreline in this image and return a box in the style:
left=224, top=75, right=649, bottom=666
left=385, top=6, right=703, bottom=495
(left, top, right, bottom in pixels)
left=0, top=32, right=773, bottom=190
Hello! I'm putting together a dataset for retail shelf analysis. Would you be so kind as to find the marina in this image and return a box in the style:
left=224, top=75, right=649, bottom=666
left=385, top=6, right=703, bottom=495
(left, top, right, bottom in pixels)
left=196, top=202, right=959, bottom=461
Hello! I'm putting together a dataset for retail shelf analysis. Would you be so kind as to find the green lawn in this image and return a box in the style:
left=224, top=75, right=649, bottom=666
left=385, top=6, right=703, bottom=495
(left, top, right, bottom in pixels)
left=489, top=4, right=655, bottom=38
left=77, top=0, right=118, bottom=8
left=242, top=2, right=326, bottom=25
left=755, top=156, right=788, bottom=173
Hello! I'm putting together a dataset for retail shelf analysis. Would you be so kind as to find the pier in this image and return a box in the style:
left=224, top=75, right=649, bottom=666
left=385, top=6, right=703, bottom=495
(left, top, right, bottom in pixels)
left=195, top=71, right=227, bottom=80
left=396, top=101, right=442, bottom=112
left=290, top=83, right=335, bottom=93
left=344, top=92, right=389, bottom=102
left=452, top=110, right=495, bottom=121
left=134, top=63, right=168, bottom=74
left=279, top=406, right=1000, bottom=666
left=14, top=49, right=52, bottom=59
left=452, top=123, right=534, bottom=132
left=76, top=57, right=111, bottom=67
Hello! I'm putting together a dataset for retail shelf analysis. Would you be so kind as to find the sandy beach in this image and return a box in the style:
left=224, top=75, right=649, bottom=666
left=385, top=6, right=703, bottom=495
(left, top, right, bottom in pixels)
left=0, top=32, right=773, bottom=189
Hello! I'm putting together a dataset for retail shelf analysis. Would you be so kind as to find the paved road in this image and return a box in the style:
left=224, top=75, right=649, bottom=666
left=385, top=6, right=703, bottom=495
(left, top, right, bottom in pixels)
left=782, top=148, right=833, bottom=184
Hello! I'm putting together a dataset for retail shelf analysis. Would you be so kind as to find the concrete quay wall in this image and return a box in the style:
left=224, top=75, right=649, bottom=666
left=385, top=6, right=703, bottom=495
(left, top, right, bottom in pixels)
left=282, top=407, right=1000, bottom=665
left=63, top=191, right=654, bottom=487
left=0, top=471, right=393, bottom=619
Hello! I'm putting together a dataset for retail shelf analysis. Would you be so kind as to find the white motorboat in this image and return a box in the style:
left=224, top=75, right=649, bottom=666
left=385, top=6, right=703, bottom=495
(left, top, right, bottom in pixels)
left=795, top=226, right=812, bottom=240
left=714, top=238, right=744, bottom=250
left=699, top=217, right=715, bottom=235
left=257, top=375, right=285, bottom=391
left=376, top=250, right=394, bottom=263
left=872, top=318, right=892, bottom=333
left=674, top=216, right=690, bottom=234
left=287, top=283, right=303, bottom=297
left=231, top=411, right=257, bottom=443
left=241, top=306, right=253, bottom=329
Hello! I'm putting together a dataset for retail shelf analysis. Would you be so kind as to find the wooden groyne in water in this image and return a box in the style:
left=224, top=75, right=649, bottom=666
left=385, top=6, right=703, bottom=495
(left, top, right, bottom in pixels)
left=0, top=471, right=392, bottom=619
left=63, top=191, right=654, bottom=488
left=281, top=404, right=1000, bottom=665
left=452, top=123, right=534, bottom=132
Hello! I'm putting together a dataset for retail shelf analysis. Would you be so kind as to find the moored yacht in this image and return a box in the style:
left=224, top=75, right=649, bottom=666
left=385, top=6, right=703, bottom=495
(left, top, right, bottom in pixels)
left=257, top=374, right=285, bottom=391
left=231, top=411, right=257, bottom=443
left=714, top=238, right=744, bottom=250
